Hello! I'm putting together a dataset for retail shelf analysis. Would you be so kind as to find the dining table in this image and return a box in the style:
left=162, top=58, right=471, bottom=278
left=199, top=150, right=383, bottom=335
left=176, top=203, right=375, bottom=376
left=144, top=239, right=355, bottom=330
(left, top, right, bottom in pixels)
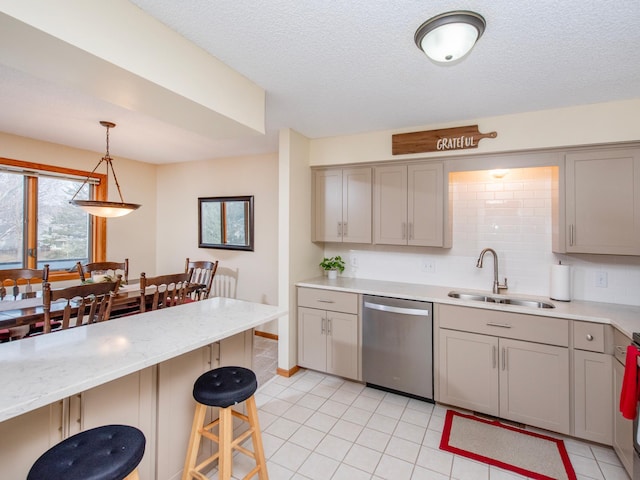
left=0, top=281, right=205, bottom=334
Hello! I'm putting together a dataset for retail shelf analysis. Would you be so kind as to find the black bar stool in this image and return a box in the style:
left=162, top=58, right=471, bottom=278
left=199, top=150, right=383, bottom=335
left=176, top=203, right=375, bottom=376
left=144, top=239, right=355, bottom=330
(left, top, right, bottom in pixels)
left=182, top=366, right=268, bottom=480
left=27, top=424, right=145, bottom=480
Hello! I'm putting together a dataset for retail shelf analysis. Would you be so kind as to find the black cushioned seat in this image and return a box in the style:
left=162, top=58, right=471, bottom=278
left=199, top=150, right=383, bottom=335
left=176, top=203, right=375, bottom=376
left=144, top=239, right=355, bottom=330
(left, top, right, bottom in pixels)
left=193, top=366, right=257, bottom=408
left=27, top=424, right=145, bottom=480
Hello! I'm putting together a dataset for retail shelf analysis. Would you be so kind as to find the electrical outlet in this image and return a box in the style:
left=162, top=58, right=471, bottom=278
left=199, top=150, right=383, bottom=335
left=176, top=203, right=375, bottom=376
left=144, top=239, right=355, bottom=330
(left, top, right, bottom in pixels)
left=421, top=258, right=436, bottom=273
left=595, top=271, right=608, bottom=288
left=350, top=254, right=358, bottom=267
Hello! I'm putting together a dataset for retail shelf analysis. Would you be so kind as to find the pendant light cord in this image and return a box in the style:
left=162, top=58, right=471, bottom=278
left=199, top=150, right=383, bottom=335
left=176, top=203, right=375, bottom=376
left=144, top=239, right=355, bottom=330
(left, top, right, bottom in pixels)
left=70, top=123, right=127, bottom=204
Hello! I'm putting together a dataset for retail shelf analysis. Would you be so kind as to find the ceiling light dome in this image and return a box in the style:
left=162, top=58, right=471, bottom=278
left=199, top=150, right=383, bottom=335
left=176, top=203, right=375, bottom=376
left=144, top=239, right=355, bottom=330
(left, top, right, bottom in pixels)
left=415, top=11, right=486, bottom=64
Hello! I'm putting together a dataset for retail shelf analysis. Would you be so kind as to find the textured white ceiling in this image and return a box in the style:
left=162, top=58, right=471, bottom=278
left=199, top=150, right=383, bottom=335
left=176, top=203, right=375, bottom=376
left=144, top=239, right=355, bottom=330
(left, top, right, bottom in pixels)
left=1, top=0, right=639, bottom=164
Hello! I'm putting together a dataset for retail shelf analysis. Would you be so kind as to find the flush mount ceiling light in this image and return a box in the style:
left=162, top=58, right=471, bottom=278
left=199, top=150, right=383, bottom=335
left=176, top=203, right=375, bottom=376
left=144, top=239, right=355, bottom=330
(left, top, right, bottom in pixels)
left=414, top=10, right=486, bottom=64
left=70, top=121, right=141, bottom=218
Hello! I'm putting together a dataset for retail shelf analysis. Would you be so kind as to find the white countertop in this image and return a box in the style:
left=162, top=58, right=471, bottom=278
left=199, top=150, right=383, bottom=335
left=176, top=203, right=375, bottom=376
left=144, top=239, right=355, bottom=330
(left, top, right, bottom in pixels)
left=0, top=297, right=287, bottom=423
left=297, top=277, right=640, bottom=338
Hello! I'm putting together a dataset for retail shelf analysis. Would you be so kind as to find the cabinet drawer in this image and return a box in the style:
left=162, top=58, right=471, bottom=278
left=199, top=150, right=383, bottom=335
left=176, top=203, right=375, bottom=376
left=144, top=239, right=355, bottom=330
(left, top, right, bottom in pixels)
left=573, top=322, right=606, bottom=353
left=298, top=287, right=359, bottom=314
left=438, top=304, right=568, bottom=346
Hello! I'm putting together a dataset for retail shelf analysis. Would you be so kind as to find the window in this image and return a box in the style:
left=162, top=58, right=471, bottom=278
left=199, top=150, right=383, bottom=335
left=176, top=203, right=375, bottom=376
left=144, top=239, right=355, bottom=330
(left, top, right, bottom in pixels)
left=0, top=158, right=107, bottom=279
left=198, top=196, right=254, bottom=251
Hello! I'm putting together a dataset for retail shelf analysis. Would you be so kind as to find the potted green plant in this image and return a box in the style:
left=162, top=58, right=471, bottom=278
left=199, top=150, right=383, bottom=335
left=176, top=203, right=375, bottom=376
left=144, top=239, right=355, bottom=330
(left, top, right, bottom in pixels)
left=319, top=255, right=345, bottom=279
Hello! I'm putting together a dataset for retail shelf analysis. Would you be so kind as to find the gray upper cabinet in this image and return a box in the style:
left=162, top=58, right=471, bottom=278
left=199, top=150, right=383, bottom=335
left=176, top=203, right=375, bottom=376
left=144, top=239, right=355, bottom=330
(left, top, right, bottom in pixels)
left=312, top=167, right=372, bottom=243
left=562, top=148, right=640, bottom=255
left=374, top=162, right=445, bottom=247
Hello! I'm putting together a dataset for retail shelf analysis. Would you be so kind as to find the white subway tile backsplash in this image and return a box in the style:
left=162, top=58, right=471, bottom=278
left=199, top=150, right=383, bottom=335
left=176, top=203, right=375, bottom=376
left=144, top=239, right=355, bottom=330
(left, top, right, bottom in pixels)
left=324, top=166, right=640, bottom=307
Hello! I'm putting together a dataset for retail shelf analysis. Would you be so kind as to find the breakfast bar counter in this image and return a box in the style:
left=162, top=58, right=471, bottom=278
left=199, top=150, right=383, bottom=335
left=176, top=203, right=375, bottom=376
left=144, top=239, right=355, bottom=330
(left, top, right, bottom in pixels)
left=0, top=297, right=286, bottom=423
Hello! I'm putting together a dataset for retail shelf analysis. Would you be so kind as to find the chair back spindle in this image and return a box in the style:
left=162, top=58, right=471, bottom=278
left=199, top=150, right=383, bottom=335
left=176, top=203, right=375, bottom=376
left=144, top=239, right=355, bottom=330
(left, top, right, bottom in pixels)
left=211, top=267, right=238, bottom=299
left=139, top=271, right=193, bottom=312
left=184, top=258, right=218, bottom=300
left=42, top=275, right=121, bottom=333
left=0, top=266, right=49, bottom=340
left=76, top=259, right=129, bottom=285
left=0, top=265, right=49, bottom=300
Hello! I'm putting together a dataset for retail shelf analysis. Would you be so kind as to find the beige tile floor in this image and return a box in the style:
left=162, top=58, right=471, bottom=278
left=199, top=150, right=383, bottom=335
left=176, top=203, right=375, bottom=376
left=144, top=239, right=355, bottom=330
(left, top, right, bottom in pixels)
left=242, top=341, right=629, bottom=480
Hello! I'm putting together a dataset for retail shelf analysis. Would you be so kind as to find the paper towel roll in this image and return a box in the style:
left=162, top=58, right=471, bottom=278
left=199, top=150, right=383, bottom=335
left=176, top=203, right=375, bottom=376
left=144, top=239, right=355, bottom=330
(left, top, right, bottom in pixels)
left=550, top=262, right=571, bottom=301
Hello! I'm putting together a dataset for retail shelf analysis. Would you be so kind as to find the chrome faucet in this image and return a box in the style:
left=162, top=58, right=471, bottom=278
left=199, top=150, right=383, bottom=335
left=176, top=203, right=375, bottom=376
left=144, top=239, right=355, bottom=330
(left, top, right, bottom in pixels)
left=476, top=248, right=508, bottom=294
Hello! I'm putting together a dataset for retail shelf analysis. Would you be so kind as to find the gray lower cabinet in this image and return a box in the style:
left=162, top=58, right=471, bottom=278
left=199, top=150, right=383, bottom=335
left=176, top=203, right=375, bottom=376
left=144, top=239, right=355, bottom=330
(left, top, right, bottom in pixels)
left=573, top=321, right=613, bottom=445
left=573, top=349, right=612, bottom=444
left=437, top=304, right=571, bottom=435
left=439, top=328, right=570, bottom=434
left=613, top=329, right=634, bottom=476
left=297, top=287, right=360, bottom=380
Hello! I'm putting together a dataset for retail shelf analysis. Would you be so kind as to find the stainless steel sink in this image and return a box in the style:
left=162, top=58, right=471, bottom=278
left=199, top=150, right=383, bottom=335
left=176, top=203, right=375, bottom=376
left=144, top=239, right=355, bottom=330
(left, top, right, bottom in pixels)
left=447, top=291, right=555, bottom=309
left=448, top=292, right=493, bottom=302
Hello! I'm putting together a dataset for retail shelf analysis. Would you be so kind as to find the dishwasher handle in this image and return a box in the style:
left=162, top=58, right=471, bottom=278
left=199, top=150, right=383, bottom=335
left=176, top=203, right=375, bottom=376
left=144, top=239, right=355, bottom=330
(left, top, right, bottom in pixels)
left=364, top=301, right=430, bottom=316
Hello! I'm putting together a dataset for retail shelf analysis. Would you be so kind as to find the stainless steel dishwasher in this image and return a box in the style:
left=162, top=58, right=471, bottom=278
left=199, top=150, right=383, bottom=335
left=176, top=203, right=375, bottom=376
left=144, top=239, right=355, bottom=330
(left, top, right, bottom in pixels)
left=362, top=295, right=433, bottom=401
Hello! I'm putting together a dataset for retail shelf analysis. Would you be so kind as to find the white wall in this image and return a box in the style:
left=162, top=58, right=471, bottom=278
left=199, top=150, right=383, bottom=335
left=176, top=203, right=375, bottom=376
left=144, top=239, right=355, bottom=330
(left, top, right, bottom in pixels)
left=155, top=153, right=279, bottom=310
left=310, top=100, right=640, bottom=166
left=278, top=128, right=323, bottom=371
left=0, top=132, right=157, bottom=277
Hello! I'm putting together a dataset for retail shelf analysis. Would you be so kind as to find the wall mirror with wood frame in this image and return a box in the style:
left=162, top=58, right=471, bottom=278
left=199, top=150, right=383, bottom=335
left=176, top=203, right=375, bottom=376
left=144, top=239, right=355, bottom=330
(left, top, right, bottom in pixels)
left=198, top=196, right=254, bottom=251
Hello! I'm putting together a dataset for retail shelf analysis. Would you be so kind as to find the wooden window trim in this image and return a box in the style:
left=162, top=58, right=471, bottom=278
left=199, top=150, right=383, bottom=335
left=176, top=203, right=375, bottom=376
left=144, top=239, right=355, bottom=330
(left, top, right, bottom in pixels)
left=0, top=157, right=107, bottom=281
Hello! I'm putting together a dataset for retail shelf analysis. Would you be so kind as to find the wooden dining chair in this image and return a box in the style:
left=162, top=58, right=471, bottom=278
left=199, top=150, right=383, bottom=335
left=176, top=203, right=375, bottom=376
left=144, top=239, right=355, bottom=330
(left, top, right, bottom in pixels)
left=76, top=259, right=129, bottom=285
left=0, top=265, right=50, bottom=341
left=0, top=265, right=49, bottom=300
left=211, top=267, right=238, bottom=299
left=185, top=258, right=218, bottom=300
left=41, top=276, right=121, bottom=334
left=139, top=270, right=193, bottom=312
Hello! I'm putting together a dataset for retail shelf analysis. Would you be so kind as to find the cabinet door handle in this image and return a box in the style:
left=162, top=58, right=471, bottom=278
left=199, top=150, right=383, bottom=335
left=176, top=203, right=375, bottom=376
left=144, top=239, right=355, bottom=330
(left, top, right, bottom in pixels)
left=586, top=334, right=594, bottom=341
left=58, top=400, right=65, bottom=436
left=343, top=222, right=348, bottom=236
left=402, top=222, right=406, bottom=239
left=501, top=347, right=506, bottom=370
left=321, top=318, right=326, bottom=334
left=486, top=322, right=512, bottom=329
left=492, top=345, right=497, bottom=369
left=327, top=318, right=332, bottom=336
left=317, top=299, right=335, bottom=304
left=338, top=222, right=342, bottom=236
left=569, top=224, right=575, bottom=246
left=78, top=394, right=84, bottom=428
left=409, top=222, right=413, bottom=240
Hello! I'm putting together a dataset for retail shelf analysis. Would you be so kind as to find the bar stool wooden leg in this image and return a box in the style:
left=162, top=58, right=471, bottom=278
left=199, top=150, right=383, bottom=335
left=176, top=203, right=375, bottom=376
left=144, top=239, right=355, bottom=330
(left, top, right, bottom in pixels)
left=246, top=396, right=268, bottom=480
left=123, top=470, right=140, bottom=480
left=218, top=406, right=233, bottom=480
left=182, top=403, right=207, bottom=480
left=183, top=367, right=268, bottom=480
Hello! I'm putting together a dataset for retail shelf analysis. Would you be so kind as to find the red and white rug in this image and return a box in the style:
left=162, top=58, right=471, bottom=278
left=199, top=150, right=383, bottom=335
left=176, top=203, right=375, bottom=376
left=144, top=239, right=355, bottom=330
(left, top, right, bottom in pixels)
left=440, top=410, right=577, bottom=480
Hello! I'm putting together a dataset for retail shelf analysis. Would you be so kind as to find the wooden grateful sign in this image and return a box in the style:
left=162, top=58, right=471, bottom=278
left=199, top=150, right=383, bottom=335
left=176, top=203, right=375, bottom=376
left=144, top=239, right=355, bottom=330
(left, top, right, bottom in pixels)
left=392, top=125, right=497, bottom=155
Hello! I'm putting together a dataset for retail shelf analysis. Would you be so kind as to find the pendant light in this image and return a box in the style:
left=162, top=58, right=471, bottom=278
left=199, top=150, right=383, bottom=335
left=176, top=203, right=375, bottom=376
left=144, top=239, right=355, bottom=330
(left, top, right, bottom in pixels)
left=70, top=121, right=141, bottom=218
left=414, top=11, right=485, bottom=64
